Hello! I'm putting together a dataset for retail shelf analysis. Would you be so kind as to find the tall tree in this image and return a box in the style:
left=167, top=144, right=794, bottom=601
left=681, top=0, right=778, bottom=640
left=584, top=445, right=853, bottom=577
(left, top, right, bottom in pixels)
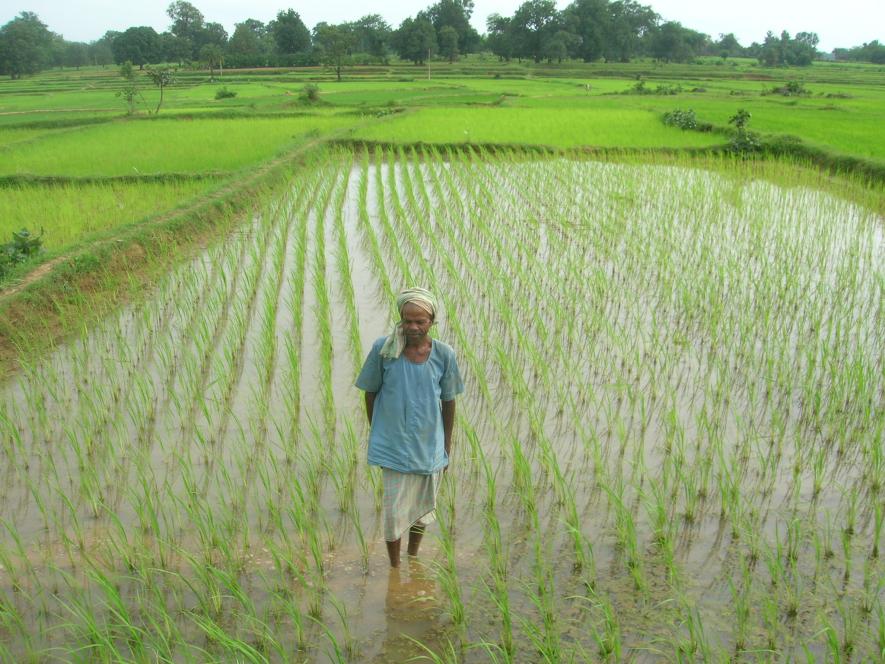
left=228, top=19, right=270, bottom=66
left=604, top=0, right=658, bottom=61
left=351, top=15, right=391, bottom=61
left=161, top=32, right=191, bottom=64
left=510, top=0, right=561, bottom=63
left=438, top=25, right=459, bottom=63
left=836, top=40, right=885, bottom=64
left=166, top=1, right=204, bottom=42
left=651, top=21, right=694, bottom=62
left=543, top=29, right=581, bottom=62
left=486, top=14, right=514, bottom=61
left=392, top=15, right=437, bottom=65
left=112, top=26, right=162, bottom=68
left=199, top=43, right=223, bottom=79
left=0, top=12, right=53, bottom=79
left=426, top=0, right=479, bottom=53
left=198, top=22, right=228, bottom=51
left=63, top=42, right=89, bottom=69
left=715, top=33, right=744, bottom=58
left=758, top=30, right=818, bottom=66
left=89, top=31, right=117, bottom=66
left=788, top=31, right=819, bottom=65
left=271, top=9, right=311, bottom=55
left=313, top=23, right=357, bottom=81
left=562, top=0, right=610, bottom=62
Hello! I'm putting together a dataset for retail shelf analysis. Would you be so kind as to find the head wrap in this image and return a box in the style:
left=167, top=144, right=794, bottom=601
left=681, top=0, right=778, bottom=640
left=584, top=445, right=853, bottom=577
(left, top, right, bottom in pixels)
left=380, top=287, right=438, bottom=359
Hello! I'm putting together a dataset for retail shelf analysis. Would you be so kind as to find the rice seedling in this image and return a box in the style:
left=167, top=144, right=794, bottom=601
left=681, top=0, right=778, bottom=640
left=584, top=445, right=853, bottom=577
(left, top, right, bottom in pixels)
left=0, top=147, right=881, bottom=661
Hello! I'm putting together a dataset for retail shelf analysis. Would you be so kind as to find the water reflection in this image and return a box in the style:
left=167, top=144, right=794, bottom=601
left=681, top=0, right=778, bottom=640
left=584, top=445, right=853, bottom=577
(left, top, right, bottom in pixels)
left=375, top=559, right=443, bottom=661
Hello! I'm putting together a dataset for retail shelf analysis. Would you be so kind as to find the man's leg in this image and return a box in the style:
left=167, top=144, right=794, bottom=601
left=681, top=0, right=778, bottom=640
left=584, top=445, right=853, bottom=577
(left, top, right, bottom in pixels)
left=386, top=538, right=401, bottom=567
left=407, top=522, right=425, bottom=556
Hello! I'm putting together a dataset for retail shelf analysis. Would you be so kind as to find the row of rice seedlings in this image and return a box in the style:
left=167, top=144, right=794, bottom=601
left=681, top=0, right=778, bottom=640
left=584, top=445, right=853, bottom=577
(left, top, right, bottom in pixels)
left=354, top=150, right=395, bottom=305
left=371, top=147, right=882, bottom=658
left=1, top=146, right=880, bottom=660
left=0, top=155, right=368, bottom=659
left=330, top=151, right=364, bottom=374
left=391, top=149, right=593, bottom=659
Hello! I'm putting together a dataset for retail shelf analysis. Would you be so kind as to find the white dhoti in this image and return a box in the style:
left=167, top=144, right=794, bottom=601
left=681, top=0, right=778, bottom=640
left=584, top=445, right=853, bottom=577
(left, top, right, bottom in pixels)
left=382, top=468, right=442, bottom=542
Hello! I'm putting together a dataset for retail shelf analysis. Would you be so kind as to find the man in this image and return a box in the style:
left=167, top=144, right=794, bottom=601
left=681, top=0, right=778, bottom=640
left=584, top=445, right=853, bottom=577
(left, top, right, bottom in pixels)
left=355, top=287, right=464, bottom=567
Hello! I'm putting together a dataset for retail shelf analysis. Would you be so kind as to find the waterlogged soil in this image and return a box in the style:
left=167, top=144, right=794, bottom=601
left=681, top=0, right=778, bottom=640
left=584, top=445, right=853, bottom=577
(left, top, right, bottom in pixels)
left=0, top=153, right=882, bottom=662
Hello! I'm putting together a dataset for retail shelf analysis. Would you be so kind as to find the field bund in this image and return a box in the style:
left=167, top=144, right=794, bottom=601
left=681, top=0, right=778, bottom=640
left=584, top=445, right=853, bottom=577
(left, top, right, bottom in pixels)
left=0, top=149, right=881, bottom=661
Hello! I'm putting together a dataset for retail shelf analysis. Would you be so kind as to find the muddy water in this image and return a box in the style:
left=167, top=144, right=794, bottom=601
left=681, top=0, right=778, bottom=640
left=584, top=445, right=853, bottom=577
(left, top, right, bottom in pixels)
left=0, top=153, right=883, bottom=661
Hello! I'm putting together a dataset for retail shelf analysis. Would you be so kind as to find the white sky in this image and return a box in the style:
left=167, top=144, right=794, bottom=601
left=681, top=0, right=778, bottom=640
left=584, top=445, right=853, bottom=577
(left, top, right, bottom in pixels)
left=1, top=0, right=881, bottom=52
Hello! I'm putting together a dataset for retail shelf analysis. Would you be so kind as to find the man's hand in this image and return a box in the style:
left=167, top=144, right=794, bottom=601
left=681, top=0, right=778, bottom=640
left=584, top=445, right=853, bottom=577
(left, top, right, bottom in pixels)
left=442, top=399, right=455, bottom=472
left=365, top=392, right=376, bottom=424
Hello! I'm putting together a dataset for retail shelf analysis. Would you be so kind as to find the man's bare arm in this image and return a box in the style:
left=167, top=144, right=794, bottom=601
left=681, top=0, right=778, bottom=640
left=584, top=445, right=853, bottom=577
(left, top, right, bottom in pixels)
left=365, top=392, right=376, bottom=424
left=442, top=399, right=456, bottom=460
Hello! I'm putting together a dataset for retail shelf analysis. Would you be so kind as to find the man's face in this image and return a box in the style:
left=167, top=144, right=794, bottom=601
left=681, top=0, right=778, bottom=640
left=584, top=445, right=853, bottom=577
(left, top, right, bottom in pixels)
left=400, top=302, right=433, bottom=340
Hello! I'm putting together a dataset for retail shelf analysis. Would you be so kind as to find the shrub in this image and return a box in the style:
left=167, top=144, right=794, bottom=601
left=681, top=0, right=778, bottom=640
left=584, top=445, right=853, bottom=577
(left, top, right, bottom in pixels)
left=299, top=83, right=320, bottom=103
left=767, top=80, right=810, bottom=96
left=215, top=87, right=237, bottom=100
left=728, top=109, right=761, bottom=155
left=661, top=109, right=713, bottom=132
left=0, top=228, right=44, bottom=280
left=662, top=108, right=698, bottom=130
left=626, top=81, right=683, bottom=96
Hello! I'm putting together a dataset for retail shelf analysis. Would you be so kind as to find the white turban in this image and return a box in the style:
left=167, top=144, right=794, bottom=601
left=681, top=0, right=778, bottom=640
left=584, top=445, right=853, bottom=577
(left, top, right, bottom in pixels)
left=380, top=287, right=438, bottom=359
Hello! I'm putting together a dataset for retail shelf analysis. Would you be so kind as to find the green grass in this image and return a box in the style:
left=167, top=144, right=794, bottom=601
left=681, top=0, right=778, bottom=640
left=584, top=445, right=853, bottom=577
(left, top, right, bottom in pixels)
left=0, top=115, right=360, bottom=176
left=352, top=106, right=726, bottom=148
left=504, top=90, right=885, bottom=160
left=0, top=127, right=68, bottom=147
left=0, top=179, right=218, bottom=250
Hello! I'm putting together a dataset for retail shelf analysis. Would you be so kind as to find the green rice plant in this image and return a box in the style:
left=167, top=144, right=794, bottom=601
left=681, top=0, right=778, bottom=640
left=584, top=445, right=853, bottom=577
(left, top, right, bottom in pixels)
left=0, top=116, right=357, bottom=176
left=434, top=503, right=466, bottom=634
left=729, top=555, right=754, bottom=653
left=0, top=146, right=882, bottom=661
left=482, top=574, right=514, bottom=661
left=0, top=180, right=216, bottom=252
left=576, top=591, right=622, bottom=661
left=352, top=107, right=725, bottom=149
left=675, top=602, right=713, bottom=662
left=517, top=569, right=560, bottom=662
left=876, top=599, right=885, bottom=661
left=403, top=635, right=462, bottom=663
left=330, top=162, right=364, bottom=373
left=308, top=613, right=347, bottom=664
left=871, top=500, right=883, bottom=559
left=327, top=592, right=357, bottom=659
left=602, top=480, right=646, bottom=592
left=189, top=612, right=269, bottom=663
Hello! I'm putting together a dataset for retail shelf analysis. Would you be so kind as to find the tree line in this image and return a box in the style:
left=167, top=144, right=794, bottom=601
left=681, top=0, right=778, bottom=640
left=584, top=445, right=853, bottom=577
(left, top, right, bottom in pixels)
left=1, top=0, right=882, bottom=80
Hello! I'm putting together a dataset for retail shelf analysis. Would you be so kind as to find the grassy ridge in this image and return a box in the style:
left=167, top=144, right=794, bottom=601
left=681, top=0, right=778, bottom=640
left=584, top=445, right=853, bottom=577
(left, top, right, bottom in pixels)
left=351, top=106, right=725, bottom=148
left=0, top=115, right=358, bottom=176
left=0, top=179, right=218, bottom=250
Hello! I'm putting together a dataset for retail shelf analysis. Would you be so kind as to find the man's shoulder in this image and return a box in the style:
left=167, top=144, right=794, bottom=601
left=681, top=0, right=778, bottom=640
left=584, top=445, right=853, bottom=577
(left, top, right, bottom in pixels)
left=371, top=336, right=388, bottom=350
left=433, top=339, right=457, bottom=358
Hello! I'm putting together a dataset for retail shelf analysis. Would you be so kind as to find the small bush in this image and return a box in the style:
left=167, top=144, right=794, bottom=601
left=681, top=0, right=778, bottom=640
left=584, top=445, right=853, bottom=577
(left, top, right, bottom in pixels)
left=215, top=87, right=237, bottom=100
left=767, top=80, right=810, bottom=96
left=0, top=228, right=44, bottom=280
left=299, top=83, right=320, bottom=103
left=662, top=108, right=698, bottom=130
left=625, top=81, right=683, bottom=96
left=728, top=109, right=761, bottom=155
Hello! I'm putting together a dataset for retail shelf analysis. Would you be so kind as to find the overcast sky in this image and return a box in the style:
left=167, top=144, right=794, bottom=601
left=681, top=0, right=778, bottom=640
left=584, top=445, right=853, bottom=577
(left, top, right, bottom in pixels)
left=2, top=0, right=881, bottom=52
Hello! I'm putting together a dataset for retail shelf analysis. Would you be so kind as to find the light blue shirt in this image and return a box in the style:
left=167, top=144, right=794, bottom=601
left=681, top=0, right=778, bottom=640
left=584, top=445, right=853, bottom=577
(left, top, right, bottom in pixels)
left=355, top=336, right=464, bottom=474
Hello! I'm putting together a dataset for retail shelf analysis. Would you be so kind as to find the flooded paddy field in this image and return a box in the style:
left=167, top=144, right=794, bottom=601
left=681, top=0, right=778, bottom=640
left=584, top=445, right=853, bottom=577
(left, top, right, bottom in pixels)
left=0, top=148, right=882, bottom=662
